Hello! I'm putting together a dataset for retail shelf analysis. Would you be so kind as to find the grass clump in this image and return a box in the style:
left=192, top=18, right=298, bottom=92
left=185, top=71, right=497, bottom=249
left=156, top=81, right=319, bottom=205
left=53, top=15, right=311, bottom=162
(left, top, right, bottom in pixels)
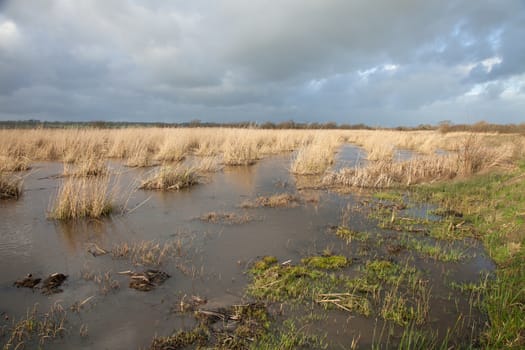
left=0, top=172, right=22, bottom=200
left=199, top=211, right=253, bottom=224
left=248, top=263, right=323, bottom=302
left=150, top=326, right=209, bottom=349
left=336, top=226, right=370, bottom=242
left=291, top=143, right=334, bottom=175
left=344, top=260, right=429, bottom=325
left=301, top=255, right=349, bottom=269
left=251, top=256, right=279, bottom=273
left=140, top=165, right=199, bottom=191
left=111, top=240, right=183, bottom=266
left=254, top=319, right=327, bottom=349
left=62, top=156, right=108, bottom=177
left=49, top=176, right=115, bottom=220
left=222, top=139, right=259, bottom=166
left=0, top=155, right=30, bottom=172
left=2, top=303, right=67, bottom=350
left=194, top=156, right=222, bottom=173
left=316, top=292, right=372, bottom=316
left=150, top=303, right=273, bottom=350
left=241, top=193, right=300, bottom=208
left=400, top=236, right=467, bottom=262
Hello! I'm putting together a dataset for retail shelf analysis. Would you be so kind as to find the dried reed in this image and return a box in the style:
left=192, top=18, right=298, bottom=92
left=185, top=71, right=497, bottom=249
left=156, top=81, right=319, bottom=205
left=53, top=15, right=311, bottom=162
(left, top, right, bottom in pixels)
left=49, top=176, right=116, bottom=219
left=140, top=165, right=200, bottom=190
left=0, top=172, right=23, bottom=199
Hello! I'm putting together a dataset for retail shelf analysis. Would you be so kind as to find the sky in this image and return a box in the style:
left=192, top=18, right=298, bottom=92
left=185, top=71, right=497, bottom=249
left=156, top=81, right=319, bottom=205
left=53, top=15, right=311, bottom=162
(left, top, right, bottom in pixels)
left=0, top=0, right=524, bottom=126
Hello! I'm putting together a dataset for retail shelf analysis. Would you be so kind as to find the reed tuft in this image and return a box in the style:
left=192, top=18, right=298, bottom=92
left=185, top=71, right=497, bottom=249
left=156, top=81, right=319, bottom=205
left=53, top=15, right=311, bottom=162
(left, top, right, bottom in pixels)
left=140, top=165, right=200, bottom=191
left=49, top=176, right=115, bottom=220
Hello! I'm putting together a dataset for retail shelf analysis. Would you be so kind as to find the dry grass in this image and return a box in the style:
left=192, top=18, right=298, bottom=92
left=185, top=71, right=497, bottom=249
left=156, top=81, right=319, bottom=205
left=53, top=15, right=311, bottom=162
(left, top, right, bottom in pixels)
left=81, top=269, right=120, bottom=295
left=0, top=155, right=30, bottom=172
left=140, top=165, right=200, bottom=191
left=125, top=141, right=156, bottom=167
left=199, top=211, right=253, bottom=224
left=222, top=138, right=259, bottom=166
left=0, top=172, right=23, bottom=200
left=49, top=176, right=116, bottom=220
left=291, top=144, right=334, bottom=175
left=0, top=128, right=522, bottom=172
left=194, top=156, right=222, bottom=173
left=2, top=302, right=67, bottom=349
left=290, top=134, right=342, bottom=175
left=241, top=193, right=301, bottom=208
left=111, top=240, right=183, bottom=266
left=62, top=156, right=108, bottom=177
left=323, top=135, right=516, bottom=188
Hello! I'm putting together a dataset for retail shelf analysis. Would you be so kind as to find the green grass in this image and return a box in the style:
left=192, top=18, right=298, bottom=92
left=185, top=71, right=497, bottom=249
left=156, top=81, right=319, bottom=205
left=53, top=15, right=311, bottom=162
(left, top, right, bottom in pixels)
left=254, top=319, right=327, bottom=350
left=373, top=191, right=404, bottom=202
left=399, top=236, right=468, bottom=262
left=412, top=169, right=525, bottom=348
left=336, top=226, right=371, bottom=242
left=301, top=255, right=349, bottom=269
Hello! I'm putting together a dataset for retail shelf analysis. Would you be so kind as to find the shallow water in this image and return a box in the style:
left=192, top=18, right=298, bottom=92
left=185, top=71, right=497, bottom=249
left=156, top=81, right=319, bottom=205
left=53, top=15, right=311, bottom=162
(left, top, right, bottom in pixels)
left=0, top=154, right=493, bottom=349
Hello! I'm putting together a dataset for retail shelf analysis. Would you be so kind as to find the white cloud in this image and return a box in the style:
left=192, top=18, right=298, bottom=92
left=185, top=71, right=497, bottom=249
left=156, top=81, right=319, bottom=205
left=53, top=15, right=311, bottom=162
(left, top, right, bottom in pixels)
left=0, top=19, right=20, bottom=51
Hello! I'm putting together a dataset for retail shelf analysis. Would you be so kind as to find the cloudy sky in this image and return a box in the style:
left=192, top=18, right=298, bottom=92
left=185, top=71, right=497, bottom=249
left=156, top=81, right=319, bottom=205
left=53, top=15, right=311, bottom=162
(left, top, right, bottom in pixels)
left=0, top=0, right=524, bottom=126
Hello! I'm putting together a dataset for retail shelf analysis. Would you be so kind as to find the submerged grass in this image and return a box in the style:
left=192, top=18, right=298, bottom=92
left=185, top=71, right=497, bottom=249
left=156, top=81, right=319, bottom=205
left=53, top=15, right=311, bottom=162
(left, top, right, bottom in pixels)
left=412, top=169, right=525, bottom=348
left=241, top=193, right=301, bottom=208
left=1, top=302, right=67, bottom=350
left=399, top=236, right=468, bottom=262
left=199, top=211, right=253, bottom=224
left=335, top=226, right=371, bottom=242
left=111, top=240, right=184, bottom=266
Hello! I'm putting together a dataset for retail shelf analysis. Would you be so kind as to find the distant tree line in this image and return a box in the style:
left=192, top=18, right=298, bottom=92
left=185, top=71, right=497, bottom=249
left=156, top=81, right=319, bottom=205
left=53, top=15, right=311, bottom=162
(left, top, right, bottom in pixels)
left=437, top=120, right=525, bottom=134
left=0, top=119, right=523, bottom=134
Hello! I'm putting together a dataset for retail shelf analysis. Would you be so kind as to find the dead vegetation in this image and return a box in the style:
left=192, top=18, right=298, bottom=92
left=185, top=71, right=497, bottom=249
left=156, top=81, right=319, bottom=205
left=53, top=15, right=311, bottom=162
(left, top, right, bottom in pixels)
left=194, top=156, right=222, bottom=173
left=198, top=211, right=254, bottom=224
left=120, top=269, right=170, bottom=292
left=1, top=303, right=67, bottom=350
left=0, top=172, right=23, bottom=200
left=139, top=165, right=200, bottom=191
left=80, top=269, right=120, bottom=295
left=62, top=156, right=108, bottom=177
left=0, top=155, right=30, bottom=172
left=111, top=240, right=184, bottom=266
left=49, top=176, right=117, bottom=220
left=290, top=135, right=342, bottom=175
left=323, top=135, right=517, bottom=188
left=0, top=129, right=523, bottom=173
left=241, top=193, right=301, bottom=208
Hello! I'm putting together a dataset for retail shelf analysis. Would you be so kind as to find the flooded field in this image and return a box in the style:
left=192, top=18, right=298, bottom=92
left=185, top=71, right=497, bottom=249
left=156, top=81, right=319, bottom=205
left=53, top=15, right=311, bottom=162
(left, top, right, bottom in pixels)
left=0, top=147, right=496, bottom=349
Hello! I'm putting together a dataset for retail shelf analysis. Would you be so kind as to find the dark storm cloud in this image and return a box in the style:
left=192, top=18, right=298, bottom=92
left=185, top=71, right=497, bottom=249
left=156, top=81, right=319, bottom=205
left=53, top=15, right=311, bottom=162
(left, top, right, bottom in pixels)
left=0, top=0, right=524, bottom=125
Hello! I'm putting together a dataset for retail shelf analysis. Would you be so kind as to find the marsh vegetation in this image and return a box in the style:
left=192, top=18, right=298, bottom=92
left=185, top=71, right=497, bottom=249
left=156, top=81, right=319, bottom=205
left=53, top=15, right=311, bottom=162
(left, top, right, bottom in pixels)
left=0, top=127, right=523, bottom=349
